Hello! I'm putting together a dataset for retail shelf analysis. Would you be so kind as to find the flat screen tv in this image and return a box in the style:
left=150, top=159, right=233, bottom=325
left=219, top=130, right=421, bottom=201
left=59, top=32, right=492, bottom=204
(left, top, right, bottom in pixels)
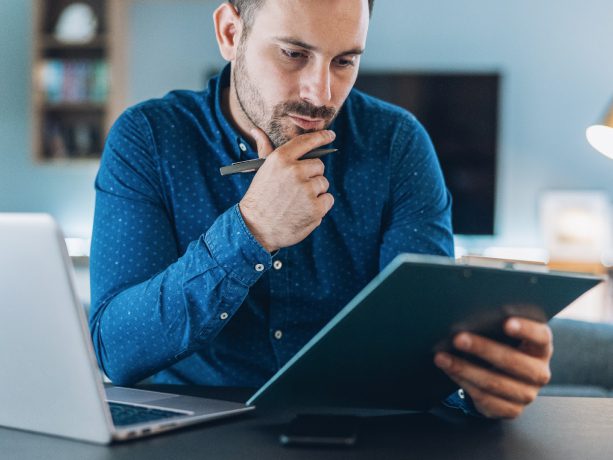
left=353, top=72, right=500, bottom=235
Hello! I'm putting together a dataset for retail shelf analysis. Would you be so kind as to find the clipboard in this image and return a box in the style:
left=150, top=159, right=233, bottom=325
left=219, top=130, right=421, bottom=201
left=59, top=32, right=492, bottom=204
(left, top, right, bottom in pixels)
left=247, top=253, right=603, bottom=412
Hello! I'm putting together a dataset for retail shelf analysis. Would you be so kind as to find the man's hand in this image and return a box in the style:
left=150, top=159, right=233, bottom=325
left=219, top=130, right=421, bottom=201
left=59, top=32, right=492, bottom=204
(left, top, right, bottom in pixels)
left=239, top=128, right=336, bottom=252
left=434, top=317, right=553, bottom=419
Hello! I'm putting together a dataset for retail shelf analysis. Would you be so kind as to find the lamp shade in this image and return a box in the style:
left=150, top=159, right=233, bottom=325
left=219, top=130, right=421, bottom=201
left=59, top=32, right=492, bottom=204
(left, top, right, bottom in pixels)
left=586, top=100, right=613, bottom=159
left=586, top=125, right=613, bottom=159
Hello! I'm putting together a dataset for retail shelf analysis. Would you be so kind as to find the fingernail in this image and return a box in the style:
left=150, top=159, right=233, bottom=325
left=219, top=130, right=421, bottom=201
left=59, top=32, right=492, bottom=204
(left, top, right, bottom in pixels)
left=435, top=353, right=452, bottom=369
left=507, top=319, right=521, bottom=333
left=455, top=333, right=471, bottom=350
left=327, top=130, right=336, bottom=140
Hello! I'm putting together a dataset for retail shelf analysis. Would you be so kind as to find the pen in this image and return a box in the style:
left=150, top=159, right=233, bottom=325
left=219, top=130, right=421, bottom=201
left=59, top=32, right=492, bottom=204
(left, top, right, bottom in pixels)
left=220, top=148, right=338, bottom=176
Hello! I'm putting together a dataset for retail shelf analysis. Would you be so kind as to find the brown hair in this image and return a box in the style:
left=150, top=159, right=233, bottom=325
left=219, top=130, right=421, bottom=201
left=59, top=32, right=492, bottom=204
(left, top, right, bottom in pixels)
left=228, top=0, right=374, bottom=32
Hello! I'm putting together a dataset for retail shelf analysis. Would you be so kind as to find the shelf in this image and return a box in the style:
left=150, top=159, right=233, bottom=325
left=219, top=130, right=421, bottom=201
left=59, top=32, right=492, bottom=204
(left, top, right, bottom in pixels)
left=43, top=102, right=107, bottom=112
left=40, top=35, right=108, bottom=51
left=37, top=156, right=102, bottom=165
left=32, top=0, right=127, bottom=163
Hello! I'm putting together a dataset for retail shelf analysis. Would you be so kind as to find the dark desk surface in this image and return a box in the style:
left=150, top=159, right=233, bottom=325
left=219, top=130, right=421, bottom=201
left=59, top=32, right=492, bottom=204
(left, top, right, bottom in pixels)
left=3, top=386, right=613, bottom=460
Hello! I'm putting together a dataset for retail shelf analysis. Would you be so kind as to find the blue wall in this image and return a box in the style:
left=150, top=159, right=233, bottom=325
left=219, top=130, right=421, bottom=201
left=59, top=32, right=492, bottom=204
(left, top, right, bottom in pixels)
left=2, top=0, right=612, bottom=247
left=365, top=0, right=613, bottom=247
left=128, top=0, right=226, bottom=105
left=0, top=0, right=99, bottom=237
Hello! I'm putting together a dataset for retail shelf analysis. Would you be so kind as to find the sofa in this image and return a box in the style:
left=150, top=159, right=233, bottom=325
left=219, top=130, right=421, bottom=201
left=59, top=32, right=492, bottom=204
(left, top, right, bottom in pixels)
left=541, top=318, right=613, bottom=397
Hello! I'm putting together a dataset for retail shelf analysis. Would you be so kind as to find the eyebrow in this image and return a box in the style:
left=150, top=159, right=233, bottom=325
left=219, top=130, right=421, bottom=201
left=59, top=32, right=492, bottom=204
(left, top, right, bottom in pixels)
left=273, top=36, right=364, bottom=56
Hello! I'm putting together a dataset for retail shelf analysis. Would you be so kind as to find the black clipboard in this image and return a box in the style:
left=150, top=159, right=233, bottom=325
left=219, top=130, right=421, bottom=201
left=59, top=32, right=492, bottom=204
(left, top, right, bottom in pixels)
left=247, top=254, right=603, bottom=412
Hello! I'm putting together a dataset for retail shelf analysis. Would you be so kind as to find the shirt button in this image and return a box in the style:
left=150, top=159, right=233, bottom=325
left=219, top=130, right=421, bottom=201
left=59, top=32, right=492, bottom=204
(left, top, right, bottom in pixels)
left=273, top=260, right=283, bottom=270
left=274, top=330, right=283, bottom=340
left=220, top=312, right=229, bottom=320
left=255, top=263, right=265, bottom=272
left=239, top=142, right=247, bottom=152
left=458, top=388, right=465, bottom=399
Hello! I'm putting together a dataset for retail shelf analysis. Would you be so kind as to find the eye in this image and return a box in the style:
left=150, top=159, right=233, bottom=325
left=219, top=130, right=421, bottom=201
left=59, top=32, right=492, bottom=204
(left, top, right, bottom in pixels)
left=334, top=56, right=357, bottom=68
left=281, top=48, right=307, bottom=60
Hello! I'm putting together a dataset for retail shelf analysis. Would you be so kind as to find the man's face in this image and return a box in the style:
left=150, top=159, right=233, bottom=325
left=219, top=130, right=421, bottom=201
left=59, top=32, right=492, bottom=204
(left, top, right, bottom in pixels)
left=232, top=0, right=369, bottom=147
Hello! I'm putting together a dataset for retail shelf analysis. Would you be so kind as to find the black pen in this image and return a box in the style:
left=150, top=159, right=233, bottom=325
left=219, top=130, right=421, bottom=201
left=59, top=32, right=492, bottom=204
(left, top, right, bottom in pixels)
left=220, top=148, right=338, bottom=176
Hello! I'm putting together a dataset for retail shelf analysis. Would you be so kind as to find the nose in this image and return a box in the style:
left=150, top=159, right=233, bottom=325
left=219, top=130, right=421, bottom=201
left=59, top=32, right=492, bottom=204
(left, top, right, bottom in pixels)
left=299, top=61, right=332, bottom=107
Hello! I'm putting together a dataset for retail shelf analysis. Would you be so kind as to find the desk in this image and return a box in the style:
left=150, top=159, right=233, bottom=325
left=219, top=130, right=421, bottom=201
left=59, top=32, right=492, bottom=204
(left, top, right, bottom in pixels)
left=2, top=386, right=612, bottom=460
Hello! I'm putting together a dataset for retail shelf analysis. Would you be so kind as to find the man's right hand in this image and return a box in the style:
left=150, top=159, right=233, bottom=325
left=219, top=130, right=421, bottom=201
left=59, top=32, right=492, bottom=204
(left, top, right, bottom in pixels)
left=239, top=128, right=336, bottom=253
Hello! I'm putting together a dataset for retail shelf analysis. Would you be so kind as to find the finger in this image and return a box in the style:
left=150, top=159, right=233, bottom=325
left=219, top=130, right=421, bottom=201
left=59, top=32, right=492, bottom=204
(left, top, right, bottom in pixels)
left=278, top=130, right=336, bottom=160
left=450, top=377, right=526, bottom=419
left=434, top=352, right=539, bottom=405
left=309, top=175, right=330, bottom=197
left=317, top=193, right=335, bottom=215
left=250, top=127, right=274, bottom=159
left=452, top=333, right=551, bottom=386
left=299, top=158, right=325, bottom=178
left=505, top=318, right=553, bottom=357
left=518, top=339, right=554, bottom=360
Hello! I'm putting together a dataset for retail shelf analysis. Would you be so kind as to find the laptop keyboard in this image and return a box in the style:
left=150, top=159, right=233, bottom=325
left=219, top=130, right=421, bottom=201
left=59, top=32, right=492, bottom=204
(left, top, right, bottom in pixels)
left=108, top=401, right=187, bottom=427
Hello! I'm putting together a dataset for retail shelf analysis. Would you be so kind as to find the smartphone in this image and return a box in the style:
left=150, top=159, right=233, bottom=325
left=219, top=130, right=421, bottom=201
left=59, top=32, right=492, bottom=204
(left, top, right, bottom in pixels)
left=279, top=414, right=359, bottom=447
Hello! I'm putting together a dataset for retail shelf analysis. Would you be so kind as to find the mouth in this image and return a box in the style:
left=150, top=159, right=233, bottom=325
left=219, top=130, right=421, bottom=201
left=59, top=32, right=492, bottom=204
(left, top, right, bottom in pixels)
left=287, top=114, right=326, bottom=131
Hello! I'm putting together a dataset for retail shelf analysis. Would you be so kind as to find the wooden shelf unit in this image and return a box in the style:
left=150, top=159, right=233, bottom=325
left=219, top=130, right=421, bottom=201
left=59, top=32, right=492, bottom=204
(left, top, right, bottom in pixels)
left=32, top=0, right=126, bottom=162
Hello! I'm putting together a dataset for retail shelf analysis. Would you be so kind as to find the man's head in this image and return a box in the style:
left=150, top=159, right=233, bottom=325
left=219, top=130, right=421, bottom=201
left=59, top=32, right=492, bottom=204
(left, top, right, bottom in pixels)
left=214, top=0, right=372, bottom=147
left=228, top=0, right=374, bottom=36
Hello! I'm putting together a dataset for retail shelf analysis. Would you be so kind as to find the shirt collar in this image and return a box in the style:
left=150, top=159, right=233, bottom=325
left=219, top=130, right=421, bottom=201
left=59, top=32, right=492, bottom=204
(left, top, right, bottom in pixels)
left=213, top=63, right=258, bottom=160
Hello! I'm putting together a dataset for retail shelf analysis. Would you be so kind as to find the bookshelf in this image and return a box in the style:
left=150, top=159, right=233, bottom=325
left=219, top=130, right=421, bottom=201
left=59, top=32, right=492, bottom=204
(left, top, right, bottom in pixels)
left=32, top=0, right=127, bottom=162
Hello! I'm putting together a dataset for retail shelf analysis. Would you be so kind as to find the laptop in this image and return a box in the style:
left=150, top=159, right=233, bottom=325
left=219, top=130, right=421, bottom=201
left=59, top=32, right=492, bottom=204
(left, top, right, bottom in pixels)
left=0, top=214, right=254, bottom=444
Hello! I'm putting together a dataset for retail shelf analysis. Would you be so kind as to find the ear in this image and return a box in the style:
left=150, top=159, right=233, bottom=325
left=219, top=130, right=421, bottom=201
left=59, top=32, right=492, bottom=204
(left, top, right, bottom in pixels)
left=213, top=2, right=244, bottom=61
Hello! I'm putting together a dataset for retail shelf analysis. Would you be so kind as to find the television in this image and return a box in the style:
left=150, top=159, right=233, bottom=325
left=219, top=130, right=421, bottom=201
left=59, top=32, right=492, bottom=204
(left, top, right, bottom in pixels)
left=353, top=72, right=500, bottom=235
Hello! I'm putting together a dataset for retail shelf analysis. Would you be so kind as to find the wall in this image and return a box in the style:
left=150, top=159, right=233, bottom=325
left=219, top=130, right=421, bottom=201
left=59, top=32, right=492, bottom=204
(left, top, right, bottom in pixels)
left=1, top=0, right=612, bottom=249
left=0, top=0, right=99, bottom=237
left=364, top=0, right=613, bottom=249
left=128, top=0, right=225, bottom=105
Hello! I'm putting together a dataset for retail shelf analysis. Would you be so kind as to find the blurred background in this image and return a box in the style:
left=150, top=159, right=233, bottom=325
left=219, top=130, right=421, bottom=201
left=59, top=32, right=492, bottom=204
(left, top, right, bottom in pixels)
left=1, top=0, right=612, bottom=320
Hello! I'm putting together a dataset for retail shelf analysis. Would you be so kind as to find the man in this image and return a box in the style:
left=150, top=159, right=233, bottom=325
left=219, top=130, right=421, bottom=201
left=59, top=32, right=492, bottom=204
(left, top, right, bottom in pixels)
left=90, top=0, right=552, bottom=419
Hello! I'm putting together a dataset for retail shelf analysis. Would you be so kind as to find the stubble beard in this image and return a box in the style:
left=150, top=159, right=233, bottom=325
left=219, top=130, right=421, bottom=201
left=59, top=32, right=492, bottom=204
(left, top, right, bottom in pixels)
left=233, top=37, right=338, bottom=148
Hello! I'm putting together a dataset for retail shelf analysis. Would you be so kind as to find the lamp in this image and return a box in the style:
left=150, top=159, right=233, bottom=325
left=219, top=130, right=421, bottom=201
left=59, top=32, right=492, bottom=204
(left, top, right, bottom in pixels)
left=586, top=100, right=613, bottom=159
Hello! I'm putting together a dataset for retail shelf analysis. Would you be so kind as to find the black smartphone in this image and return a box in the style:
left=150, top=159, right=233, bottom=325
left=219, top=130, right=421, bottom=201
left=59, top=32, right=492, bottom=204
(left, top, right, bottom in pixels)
left=279, top=414, right=359, bottom=447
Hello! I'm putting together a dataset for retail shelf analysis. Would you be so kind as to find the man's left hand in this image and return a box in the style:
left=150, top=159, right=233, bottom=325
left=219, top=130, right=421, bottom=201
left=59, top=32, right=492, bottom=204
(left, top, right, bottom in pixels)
left=434, top=317, right=553, bottom=419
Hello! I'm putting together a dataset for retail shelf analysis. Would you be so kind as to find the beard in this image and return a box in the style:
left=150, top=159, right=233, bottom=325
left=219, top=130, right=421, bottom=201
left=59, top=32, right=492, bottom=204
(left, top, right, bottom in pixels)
left=233, top=39, right=338, bottom=148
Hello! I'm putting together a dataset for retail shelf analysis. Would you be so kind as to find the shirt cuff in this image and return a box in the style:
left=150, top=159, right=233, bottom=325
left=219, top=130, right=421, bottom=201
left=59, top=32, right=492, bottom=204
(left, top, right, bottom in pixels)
left=204, top=204, right=272, bottom=286
left=442, top=388, right=483, bottom=417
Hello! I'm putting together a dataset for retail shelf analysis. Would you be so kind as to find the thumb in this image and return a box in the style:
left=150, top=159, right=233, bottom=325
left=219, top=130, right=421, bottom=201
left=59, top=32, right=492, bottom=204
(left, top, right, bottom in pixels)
left=250, top=127, right=274, bottom=159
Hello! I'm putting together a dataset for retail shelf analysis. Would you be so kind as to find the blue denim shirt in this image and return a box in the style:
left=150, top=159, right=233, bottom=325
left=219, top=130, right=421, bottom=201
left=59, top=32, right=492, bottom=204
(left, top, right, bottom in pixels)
left=90, top=64, right=456, bottom=402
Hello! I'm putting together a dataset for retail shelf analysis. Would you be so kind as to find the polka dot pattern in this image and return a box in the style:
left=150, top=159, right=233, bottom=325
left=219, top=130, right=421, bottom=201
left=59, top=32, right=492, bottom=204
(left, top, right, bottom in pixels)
left=89, top=64, right=453, bottom=387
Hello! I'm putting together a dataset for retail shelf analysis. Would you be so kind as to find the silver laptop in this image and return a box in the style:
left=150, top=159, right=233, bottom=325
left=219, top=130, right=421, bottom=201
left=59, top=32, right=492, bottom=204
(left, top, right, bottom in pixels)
left=0, top=214, right=254, bottom=444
